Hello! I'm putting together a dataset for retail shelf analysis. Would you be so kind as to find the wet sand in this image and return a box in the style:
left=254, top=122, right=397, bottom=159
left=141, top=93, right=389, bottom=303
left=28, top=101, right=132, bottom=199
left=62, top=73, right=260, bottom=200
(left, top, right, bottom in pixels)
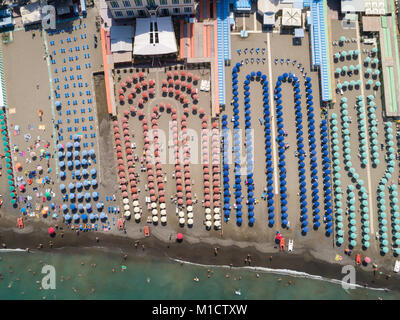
left=0, top=216, right=398, bottom=291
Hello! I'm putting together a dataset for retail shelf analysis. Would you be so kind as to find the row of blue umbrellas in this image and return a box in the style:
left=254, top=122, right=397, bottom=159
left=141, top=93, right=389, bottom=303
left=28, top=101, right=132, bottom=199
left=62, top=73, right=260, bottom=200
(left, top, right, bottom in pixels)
left=262, top=76, right=274, bottom=227
left=221, top=115, right=231, bottom=221
left=59, top=158, right=93, bottom=169
left=274, top=74, right=292, bottom=229
left=62, top=201, right=103, bottom=213
left=320, top=118, right=333, bottom=233
left=60, top=180, right=98, bottom=192
left=232, top=65, right=243, bottom=225
left=58, top=149, right=93, bottom=160
left=65, top=212, right=107, bottom=222
left=304, top=77, right=323, bottom=231
left=242, top=71, right=268, bottom=225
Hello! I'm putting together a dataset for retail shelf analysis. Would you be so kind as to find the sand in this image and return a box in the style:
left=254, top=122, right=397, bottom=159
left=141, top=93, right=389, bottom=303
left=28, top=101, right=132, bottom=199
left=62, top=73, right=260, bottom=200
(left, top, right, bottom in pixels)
left=0, top=6, right=399, bottom=292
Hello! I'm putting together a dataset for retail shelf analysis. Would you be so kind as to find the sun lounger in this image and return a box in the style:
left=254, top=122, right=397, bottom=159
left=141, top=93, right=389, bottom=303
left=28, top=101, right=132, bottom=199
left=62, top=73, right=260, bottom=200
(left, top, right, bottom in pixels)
left=394, top=261, right=400, bottom=273
left=288, top=239, right=294, bottom=252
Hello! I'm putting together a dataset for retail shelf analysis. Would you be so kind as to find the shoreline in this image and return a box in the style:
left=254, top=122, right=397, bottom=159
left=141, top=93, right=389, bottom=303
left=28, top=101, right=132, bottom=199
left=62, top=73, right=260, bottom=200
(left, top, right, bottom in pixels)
left=0, top=219, right=399, bottom=293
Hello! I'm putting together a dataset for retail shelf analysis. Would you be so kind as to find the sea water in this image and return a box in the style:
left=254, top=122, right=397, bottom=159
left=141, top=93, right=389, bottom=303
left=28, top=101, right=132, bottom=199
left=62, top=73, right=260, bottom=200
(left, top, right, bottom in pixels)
left=0, top=249, right=398, bottom=300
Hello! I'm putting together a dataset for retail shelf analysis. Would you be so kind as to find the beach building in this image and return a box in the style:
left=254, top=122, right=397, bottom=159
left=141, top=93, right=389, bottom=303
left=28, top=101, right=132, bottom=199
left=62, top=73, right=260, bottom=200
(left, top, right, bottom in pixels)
left=233, top=0, right=252, bottom=12
left=373, top=6, right=400, bottom=117
left=281, top=7, right=302, bottom=27
left=54, top=0, right=73, bottom=16
left=341, top=0, right=387, bottom=15
left=20, top=1, right=42, bottom=26
left=256, top=0, right=276, bottom=26
left=110, top=25, right=134, bottom=63
left=350, top=0, right=400, bottom=117
left=309, top=0, right=332, bottom=102
left=133, top=16, right=178, bottom=56
left=0, top=8, right=14, bottom=31
left=104, top=0, right=196, bottom=19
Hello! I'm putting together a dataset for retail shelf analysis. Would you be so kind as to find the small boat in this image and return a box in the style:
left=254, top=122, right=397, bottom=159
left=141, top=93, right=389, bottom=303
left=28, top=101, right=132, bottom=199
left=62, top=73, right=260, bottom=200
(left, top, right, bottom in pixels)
left=234, top=290, right=241, bottom=296
left=194, top=277, right=199, bottom=282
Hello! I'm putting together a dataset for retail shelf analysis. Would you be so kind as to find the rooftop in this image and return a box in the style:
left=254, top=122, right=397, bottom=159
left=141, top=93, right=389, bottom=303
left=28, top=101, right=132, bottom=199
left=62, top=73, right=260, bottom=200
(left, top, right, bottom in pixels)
left=133, top=16, right=177, bottom=56
left=282, top=7, right=302, bottom=27
left=110, top=25, right=134, bottom=53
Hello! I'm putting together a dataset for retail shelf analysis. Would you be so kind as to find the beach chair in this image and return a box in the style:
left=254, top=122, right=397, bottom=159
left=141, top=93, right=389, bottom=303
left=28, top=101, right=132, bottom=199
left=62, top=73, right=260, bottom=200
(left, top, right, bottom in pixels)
left=394, top=261, right=400, bottom=273
left=288, top=239, right=294, bottom=252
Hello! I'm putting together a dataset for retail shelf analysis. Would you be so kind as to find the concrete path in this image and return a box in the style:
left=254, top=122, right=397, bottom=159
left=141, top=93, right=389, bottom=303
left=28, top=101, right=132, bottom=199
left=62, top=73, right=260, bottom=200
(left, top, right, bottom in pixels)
left=355, top=22, right=375, bottom=234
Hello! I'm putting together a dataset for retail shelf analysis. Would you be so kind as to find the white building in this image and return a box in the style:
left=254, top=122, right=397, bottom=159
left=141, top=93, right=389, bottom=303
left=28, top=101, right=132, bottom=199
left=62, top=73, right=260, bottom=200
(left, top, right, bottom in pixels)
left=341, top=0, right=386, bottom=15
left=133, top=16, right=177, bottom=56
left=105, top=0, right=196, bottom=19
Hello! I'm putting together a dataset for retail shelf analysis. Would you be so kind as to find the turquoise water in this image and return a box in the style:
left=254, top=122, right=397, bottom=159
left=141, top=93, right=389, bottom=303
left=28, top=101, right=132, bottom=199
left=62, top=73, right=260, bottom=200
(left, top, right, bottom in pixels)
left=0, top=249, right=398, bottom=300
